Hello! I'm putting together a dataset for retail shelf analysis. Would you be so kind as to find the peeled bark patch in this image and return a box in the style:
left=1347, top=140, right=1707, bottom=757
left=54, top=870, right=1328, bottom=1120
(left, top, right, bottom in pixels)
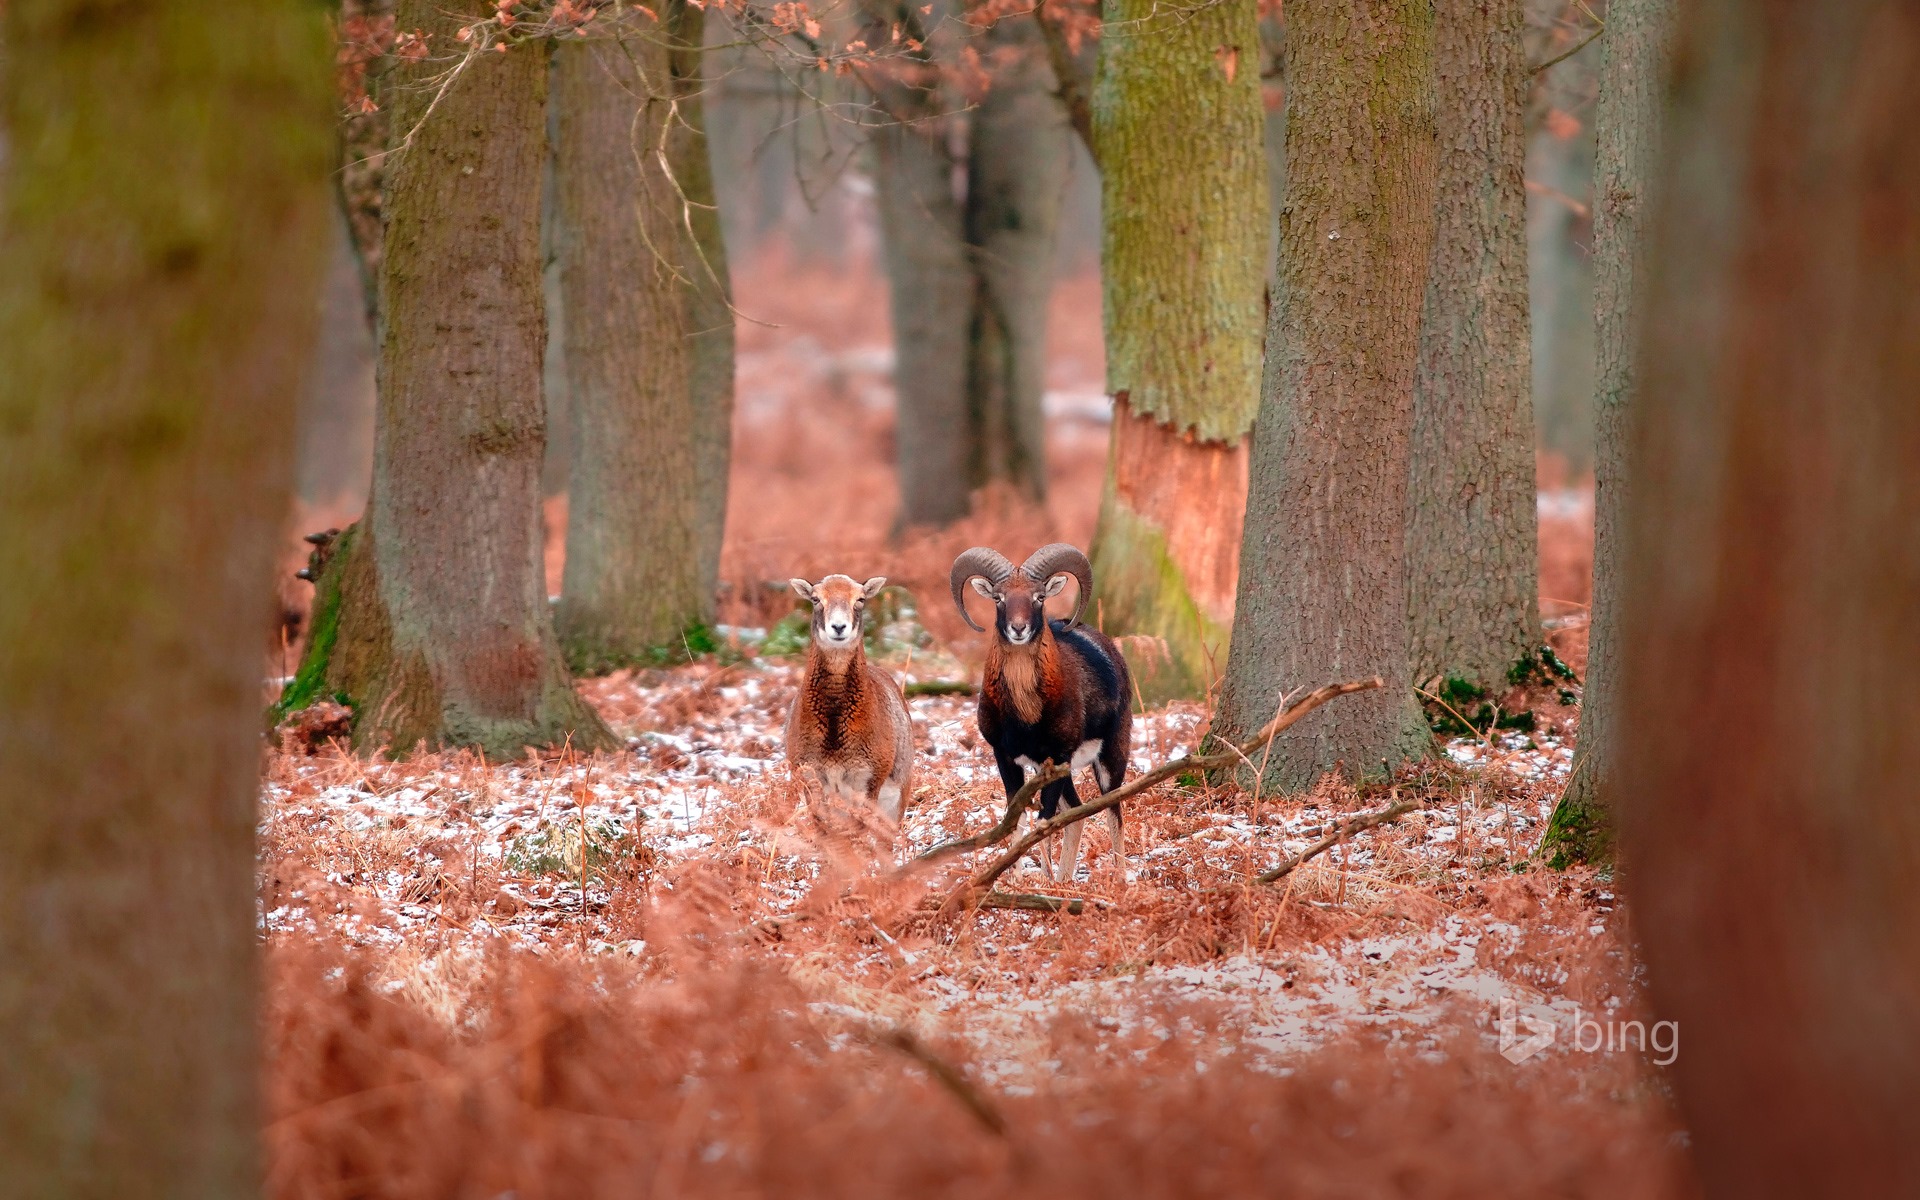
left=1087, top=0, right=1267, bottom=699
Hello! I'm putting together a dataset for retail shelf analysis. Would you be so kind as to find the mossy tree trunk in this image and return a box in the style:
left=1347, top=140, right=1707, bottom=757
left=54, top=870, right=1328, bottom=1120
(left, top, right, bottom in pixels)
left=870, top=10, right=1069, bottom=528
left=1404, top=0, right=1541, bottom=693
left=1087, top=0, right=1267, bottom=701
left=0, top=1, right=332, bottom=1192
left=1619, top=1, right=1920, bottom=1186
left=283, top=1, right=614, bottom=758
left=1540, top=0, right=1673, bottom=867
left=1216, top=0, right=1439, bottom=786
left=552, top=4, right=734, bottom=670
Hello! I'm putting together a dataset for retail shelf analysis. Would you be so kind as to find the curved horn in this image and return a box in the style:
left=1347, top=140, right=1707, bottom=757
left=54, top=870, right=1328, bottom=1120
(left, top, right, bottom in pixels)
left=949, top=547, right=1015, bottom=633
left=1021, top=543, right=1094, bottom=629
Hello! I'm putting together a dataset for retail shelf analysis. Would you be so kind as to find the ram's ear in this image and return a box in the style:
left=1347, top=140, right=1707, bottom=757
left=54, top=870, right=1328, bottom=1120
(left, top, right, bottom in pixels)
left=1042, top=573, right=1072, bottom=598
left=862, top=576, right=887, bottom=599
left=969, top=576, right=997, bottom=598
left=789, top=578, right=815, bottom=602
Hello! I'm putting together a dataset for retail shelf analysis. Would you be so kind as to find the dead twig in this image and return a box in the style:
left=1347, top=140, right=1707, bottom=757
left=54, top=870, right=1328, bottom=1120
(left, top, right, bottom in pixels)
left=951, top=678, right=1385, bottom=905
left=863, top=1026, right=1009, bottom=1137
left=1246, top=795, right=1424, bottom=886
left=909, top=760, right=1073, bottom=868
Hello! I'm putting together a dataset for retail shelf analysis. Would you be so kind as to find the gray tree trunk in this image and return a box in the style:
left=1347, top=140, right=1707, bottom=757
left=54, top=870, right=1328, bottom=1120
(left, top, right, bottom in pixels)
left=1619, top=2, right=1920, bottom=1187
left=1404, top=0, right=1540, bottom=693
left=871, top=73, right=975, bottom=528
left=0, top=2, right=333, bottom=1192
left=1541, top=0, right=1673, bottom=865
left=1216, top=0, right=1439, bottom=786
left=553, top=3, right=733, bottom=670
left=966, top=14, right=1070, bottom=505
left=870, top=10, right=1066, bottom=528
left=279, top=1, right=614, bottom=758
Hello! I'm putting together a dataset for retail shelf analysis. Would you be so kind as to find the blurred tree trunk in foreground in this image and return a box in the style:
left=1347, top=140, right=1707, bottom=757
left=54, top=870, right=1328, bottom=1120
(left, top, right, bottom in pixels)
left=870, top=11, right=1069, bottom=529
left=279, top=2, right=614, bottom=757
left=1217, top=0, right=1438, bottom=785
left=0, top=2, right=332, bottom=1193
left=1405, top=0, right=1540, bottom=694
left=1087, top=0, right=1267, bottom=701
left=1542, top=0, right=1674, bottom=866
left=553, top=4, right=734, bottom=670
left=1621, top=2, right=1920, bottom=1188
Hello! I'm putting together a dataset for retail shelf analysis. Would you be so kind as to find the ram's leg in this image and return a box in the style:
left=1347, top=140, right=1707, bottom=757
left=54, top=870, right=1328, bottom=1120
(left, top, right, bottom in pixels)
left=1051, top=777, right=1085, bottom=883
left=1094, top=742, right=1130, bottom=879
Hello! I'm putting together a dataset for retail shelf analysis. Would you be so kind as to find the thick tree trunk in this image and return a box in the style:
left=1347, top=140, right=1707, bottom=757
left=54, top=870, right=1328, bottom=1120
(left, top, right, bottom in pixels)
left=1087, top=0, right=1267, bottom=700
left=1404, top=0, right=1540, bottom=692
left=553, top=4, right=734, bottom=670
left=1541, top=0, right=1673, bottom=866
left=1620, top=2, right=1920, bottom=1188
left=0, top=3, right=332, bottom=1192
left=283, top=2, right=614, bottom=758
left=871, top=70, right=975, bottom=528
left=873, top=12, right=1066, bottom=528
left=1216, top=0, right=1438, bottom=785
left=965, top=15, right=1070, bottom=506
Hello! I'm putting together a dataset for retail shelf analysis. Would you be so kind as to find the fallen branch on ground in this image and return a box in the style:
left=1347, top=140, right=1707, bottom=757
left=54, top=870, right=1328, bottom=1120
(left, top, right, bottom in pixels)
left=1220, top=795, right=1424, bottom=890
left=910, top=760, right=1073, bottom=868
left=945, top=678, right=1386, bottom=906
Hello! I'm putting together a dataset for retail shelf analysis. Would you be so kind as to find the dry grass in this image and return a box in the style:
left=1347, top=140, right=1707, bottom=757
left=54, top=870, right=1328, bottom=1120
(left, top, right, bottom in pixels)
left=261, top=252, right=1639, bottom=1195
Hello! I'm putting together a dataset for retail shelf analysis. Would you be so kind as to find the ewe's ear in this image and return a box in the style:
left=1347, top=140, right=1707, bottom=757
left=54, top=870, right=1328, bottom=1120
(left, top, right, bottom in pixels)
left=969, top=576, right=997, bottom=598
left=789, top=578, right=815, bottom=602
left=862, top=576, right=887, bottom=599
left=1042, top=573, right=1071, bottom=598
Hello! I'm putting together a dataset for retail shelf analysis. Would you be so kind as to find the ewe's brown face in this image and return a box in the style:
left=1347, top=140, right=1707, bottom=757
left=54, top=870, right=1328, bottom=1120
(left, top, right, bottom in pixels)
left=788, top=574, right=886, bottom=652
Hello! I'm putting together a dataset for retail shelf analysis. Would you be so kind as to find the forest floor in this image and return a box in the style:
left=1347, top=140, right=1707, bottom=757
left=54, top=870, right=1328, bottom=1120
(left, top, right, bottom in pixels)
left=263, top=252, right=1680, bottom=1197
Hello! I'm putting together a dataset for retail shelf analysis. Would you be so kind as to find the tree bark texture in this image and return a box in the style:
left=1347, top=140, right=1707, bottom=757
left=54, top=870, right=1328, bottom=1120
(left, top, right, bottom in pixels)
left=1216, top=0, right=1438, bottom=785
left=1404, top=0, right=1541, bottom=692
left=0, top=2, right=333, bottom=1193
left=871, top=11, right=1068, bottom=528
left=1620, top=2, right=1920, bottom=1189
left=553, top=4, right=735, bottom=669
left=1087, top=0, right=1267, bottom=700
left=292, top=3, right=614, bottom=758
left=966, top=15, right=1071, bottom=506
left=871, top=46, right=976, bottom=528
left=1542, top=0, right=1673, bottom=865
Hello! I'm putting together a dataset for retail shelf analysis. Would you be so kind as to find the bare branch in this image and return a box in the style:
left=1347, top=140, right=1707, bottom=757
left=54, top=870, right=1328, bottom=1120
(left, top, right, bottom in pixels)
left=948, top=678, right=1386, bottom=903
left=1246, top=795, right=1422, bottom=886
left=1037, top=0, right=1098, bottom=166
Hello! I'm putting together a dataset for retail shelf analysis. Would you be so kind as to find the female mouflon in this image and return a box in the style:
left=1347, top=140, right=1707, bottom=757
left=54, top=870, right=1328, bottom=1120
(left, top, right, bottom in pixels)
left=784, top=574, right=913, bottom=827
left=950, top=543, right=1132, bottom=881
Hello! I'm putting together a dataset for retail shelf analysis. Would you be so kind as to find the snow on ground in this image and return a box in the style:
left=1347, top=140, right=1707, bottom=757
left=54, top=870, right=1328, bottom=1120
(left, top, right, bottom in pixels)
left=261, top=655, right=1641, bottom=1080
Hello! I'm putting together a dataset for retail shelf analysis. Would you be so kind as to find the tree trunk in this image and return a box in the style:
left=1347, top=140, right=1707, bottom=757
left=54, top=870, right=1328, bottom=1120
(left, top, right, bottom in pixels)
left=0, top=3, right=332, bottom=1193
left=673, top=2, right=737, bottom=611
left=872, top=12, right=1066, bottom=529
left=553, top=4, right=733, bottom=670
left=1620, top=2, right=1920, bottom=1188
left=1541, top=0, right=1673, bottom=866
left=1215, top=0, right=1438, bottom=786
left=1087, top=0, right=1267, bottom=700
left=1404, top=0, right=1540, bottom=693
left=965, top=15, right=1071, bottom=507
left=281, top=2, right=614, bottom=758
